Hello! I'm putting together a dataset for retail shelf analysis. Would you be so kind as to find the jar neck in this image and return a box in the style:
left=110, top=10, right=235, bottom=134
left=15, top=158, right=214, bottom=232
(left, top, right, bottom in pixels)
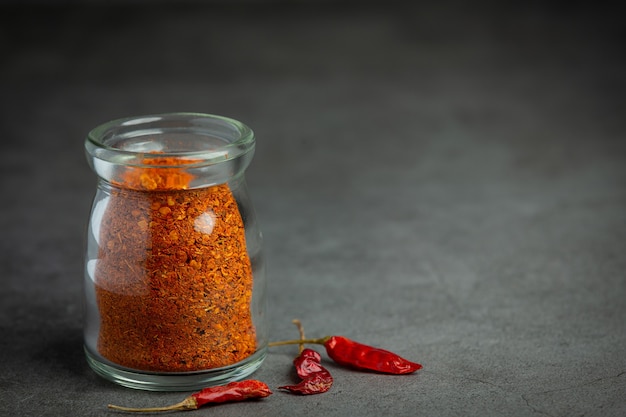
left=85, top=113, right=255, bottom=190
left=89, top=151, right=254, bottom=191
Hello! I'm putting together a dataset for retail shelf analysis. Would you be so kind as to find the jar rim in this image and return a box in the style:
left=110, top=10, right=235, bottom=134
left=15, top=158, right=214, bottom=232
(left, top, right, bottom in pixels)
left=86, top=112, right=255, bottom=168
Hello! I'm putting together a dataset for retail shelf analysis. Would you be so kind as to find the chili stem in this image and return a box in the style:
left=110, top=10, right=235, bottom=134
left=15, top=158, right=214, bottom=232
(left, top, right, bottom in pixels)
left=292, top=319, right=305, bottom=354
left=108, top=397, right=196, bottom=412
left=268, top=336, right=331, bottom=347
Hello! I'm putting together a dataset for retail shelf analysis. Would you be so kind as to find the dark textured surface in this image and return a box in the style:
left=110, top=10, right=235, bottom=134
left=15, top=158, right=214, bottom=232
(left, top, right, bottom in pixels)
left=1, top=2, right=625, bottom=416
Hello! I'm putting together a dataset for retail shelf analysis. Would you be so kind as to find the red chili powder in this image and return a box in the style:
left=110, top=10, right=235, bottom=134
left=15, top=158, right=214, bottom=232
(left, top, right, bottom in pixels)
left=94, top=157, right=256, bottom=372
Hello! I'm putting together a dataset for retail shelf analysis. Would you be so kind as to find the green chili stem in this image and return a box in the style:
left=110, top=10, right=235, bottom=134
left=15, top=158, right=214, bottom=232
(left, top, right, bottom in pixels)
left=268, top=336, right=331, bottom=347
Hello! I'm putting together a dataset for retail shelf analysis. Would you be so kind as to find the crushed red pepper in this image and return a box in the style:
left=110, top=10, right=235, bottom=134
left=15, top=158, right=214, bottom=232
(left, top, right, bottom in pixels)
left=95, top=156, right=256, bottom=372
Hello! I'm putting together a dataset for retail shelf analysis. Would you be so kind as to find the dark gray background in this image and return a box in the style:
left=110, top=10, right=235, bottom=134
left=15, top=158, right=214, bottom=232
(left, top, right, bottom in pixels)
left=1, top=1, right=625, bottom=416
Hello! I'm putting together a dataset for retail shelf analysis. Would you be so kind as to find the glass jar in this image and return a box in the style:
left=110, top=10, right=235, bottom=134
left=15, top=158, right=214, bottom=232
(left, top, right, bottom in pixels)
left=83, top=113, right=267, bottom=391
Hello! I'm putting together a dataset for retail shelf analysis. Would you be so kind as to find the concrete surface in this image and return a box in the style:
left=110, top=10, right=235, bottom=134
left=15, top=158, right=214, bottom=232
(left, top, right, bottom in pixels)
left=1, top=1, right=625, bottom=416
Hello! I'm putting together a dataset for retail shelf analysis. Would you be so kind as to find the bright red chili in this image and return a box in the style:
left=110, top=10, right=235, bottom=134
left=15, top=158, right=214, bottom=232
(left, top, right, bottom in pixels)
left=279, top=348, right=333, bottom=395
left=323, top=336, right=422, bottom=375
left=269, top=335, right=422, bottom=375
left=107, top=380, right=272, bottom=412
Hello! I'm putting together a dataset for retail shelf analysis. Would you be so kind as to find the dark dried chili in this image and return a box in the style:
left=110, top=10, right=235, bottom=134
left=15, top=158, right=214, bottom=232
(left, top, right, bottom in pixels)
left=278, top=320, right=333, bottom=395
left=270, top=335, right=422, bottom=375
left=279, top=349, right=333, bottom=395
left=107, top=380, right=272, bottom=413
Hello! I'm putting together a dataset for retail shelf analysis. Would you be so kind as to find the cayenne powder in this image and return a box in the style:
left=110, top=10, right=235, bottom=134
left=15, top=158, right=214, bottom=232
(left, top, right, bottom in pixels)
left=95, top=157, right=256, bottom=372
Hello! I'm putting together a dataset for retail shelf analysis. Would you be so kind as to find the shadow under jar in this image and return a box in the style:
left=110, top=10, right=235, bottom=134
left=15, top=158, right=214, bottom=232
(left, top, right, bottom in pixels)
left=83, top=113, right=267, bottom=391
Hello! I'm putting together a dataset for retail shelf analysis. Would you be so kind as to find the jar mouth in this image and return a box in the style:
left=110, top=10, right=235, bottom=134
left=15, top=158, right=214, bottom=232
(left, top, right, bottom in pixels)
left=85, top=113, right=256, bottom=189
left=86, top=113, right=255, bottom=168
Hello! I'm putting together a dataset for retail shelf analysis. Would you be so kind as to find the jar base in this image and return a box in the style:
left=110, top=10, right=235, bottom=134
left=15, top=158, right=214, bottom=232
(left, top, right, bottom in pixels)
left=84, top=346, right=267, bottom=391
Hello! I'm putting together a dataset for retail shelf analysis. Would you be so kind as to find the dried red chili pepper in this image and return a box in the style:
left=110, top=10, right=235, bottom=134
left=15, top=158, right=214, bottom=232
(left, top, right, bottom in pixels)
left=323, top=336, right=422, bottom=374
left=278, top=319, right=333, bottom=395
left=270, top=335, right=422, bottom=375
left=107, top=380, right=272, bottom=413
left=279, top=348, right=333, bottom=395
